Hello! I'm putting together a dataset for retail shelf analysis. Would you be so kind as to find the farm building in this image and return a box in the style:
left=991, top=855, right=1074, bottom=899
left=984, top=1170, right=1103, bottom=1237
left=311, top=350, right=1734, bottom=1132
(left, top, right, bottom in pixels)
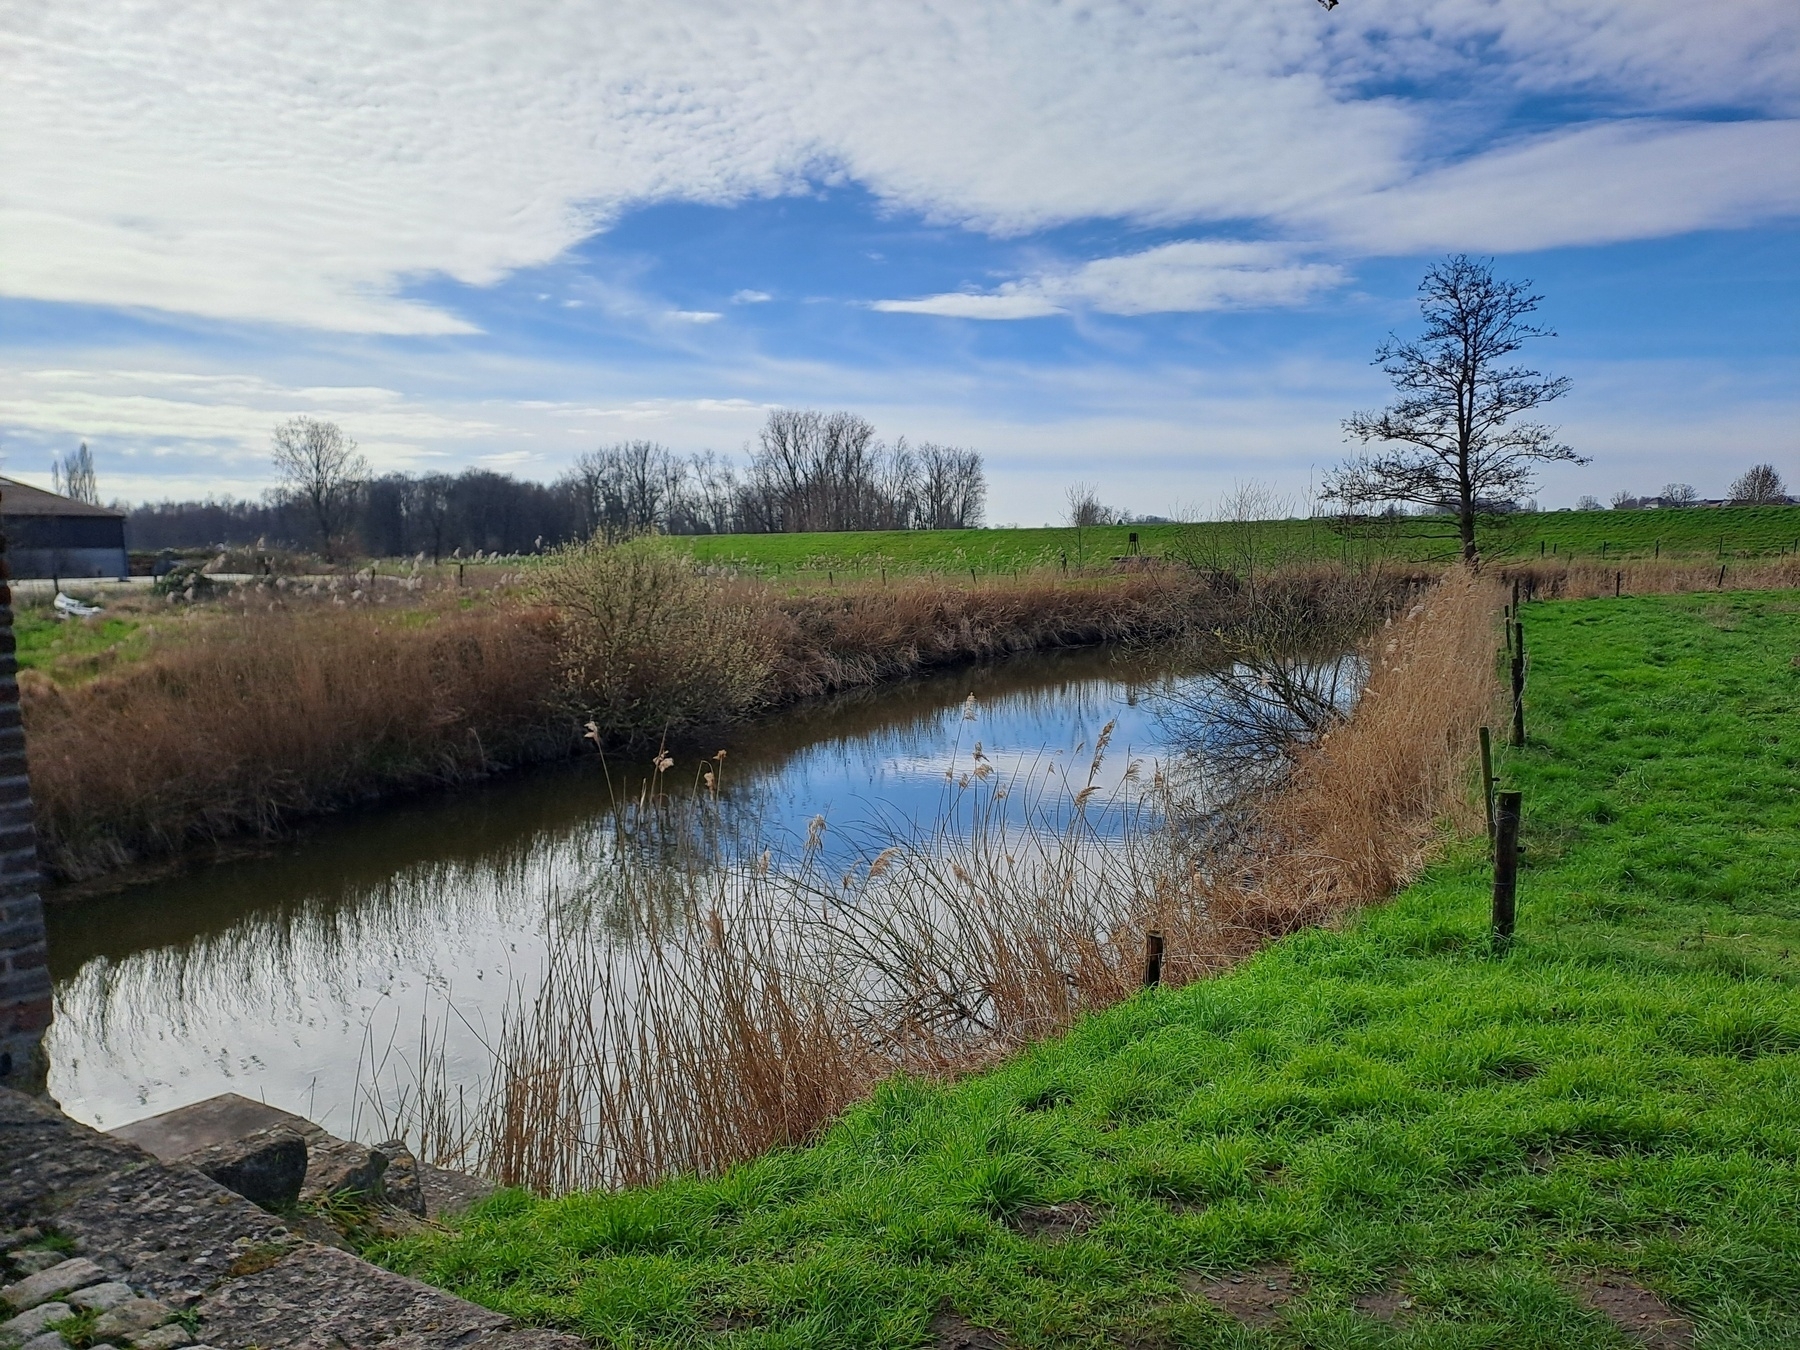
left=0, top=477, right=128, bottom=580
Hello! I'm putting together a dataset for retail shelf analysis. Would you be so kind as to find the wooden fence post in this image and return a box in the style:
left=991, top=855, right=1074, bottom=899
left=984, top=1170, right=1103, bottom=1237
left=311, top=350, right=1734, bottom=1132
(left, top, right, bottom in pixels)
left=1492, top=790, right=1522, bottom=951
left=1142, top=931, right=1165, bottom=988
left=1479, top=726, right=1496, bottom=843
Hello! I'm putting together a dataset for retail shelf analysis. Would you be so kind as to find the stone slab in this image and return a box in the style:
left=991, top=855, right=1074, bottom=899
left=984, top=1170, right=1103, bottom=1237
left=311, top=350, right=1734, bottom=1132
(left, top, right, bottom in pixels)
left=0, top=1090, right=148, bottom=1228
left=0, top=1091, right=567, bottom=1349
left=55, top=1165, right=297, bottom=1307
left=193, top=1245, right=509, bottom=1349
left=109, top=1096, right=318, bottom=1165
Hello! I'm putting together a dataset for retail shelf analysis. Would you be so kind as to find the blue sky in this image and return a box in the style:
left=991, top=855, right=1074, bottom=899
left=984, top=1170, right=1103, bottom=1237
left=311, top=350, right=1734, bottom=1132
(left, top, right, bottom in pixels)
left=3, top=2, right=1797, bottom=522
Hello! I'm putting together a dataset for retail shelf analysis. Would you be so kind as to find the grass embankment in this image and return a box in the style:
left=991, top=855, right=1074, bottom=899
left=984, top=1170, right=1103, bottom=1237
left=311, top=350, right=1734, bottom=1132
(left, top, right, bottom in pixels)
left=667, top=505, right=1800, bottom=579
left=381, top=590, right=1800, bottom=1347
left=24, top=564, right=1221, bottom=880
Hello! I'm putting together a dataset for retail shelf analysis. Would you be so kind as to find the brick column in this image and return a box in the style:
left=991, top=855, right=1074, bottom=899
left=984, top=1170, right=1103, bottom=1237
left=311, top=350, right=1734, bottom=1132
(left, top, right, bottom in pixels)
left=0, top=495, right=51, bottom=1094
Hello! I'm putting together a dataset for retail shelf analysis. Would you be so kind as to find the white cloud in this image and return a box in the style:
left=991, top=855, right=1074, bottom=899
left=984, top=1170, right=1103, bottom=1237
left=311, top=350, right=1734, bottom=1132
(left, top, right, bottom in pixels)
left=1313, top=118, right=1800, bottom=254
left=875, top=241, right=1343, bottom=319
left=732, top=290, right=773, bottom=304
left=670, top=310, right=723, bottom=323
left=4, top=2, right=1798, bottom=332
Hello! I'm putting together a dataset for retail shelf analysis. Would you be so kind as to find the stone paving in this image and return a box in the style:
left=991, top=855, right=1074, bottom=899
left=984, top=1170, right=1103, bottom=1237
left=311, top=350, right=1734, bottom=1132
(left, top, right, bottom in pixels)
left=2, top=1088, right=583, bottom=1350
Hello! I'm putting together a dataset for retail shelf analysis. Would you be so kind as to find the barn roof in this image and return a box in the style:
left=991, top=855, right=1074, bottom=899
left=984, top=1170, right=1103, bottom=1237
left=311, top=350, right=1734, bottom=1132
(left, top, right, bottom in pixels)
left=0, top=476, right=126, bottom=519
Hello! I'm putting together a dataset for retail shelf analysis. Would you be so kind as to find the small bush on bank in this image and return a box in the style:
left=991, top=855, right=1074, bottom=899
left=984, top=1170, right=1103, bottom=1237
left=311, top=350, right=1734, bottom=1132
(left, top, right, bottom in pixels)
left=536, top=540, right=781, bottom=738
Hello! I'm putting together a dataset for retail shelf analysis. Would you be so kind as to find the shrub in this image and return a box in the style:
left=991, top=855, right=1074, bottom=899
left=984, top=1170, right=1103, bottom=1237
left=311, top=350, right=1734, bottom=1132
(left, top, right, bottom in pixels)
left=536, top=539, right=781, bottom=739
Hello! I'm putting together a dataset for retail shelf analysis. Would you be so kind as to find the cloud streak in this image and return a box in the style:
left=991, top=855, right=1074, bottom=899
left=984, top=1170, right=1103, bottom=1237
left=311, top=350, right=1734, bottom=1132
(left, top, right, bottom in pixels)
left=874, top=242, right=1344, bottom=320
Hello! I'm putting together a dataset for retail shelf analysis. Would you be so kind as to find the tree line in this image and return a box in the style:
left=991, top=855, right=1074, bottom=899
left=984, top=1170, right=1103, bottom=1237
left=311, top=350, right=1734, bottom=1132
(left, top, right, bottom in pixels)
left=124, top=409, right=986, bottom=557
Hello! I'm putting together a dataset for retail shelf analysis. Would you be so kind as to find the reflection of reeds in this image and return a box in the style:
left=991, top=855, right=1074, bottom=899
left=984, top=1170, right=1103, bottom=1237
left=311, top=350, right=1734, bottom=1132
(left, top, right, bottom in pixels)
left=371, top=569, right=1504, bottom=1195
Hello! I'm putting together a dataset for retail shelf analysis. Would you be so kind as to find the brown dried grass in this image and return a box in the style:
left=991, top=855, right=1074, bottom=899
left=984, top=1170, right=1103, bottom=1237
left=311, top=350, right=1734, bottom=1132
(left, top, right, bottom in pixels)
left=1496, top=554, right=1800, bottom=599
left=24, top=598, right=567, bottom=879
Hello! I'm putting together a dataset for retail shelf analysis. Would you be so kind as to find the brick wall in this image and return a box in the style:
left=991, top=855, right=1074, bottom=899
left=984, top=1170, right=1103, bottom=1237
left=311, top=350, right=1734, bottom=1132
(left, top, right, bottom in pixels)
left=0, top=499, right=50, bottom=1094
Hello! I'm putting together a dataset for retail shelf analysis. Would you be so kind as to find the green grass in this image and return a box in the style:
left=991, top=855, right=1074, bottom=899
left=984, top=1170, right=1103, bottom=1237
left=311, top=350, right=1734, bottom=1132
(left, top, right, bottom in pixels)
left=658, top=506, right=1800, bottom=579
left=12, top=608, right=146, bottom=682
left=382, top=590, right=1800, bottom=1347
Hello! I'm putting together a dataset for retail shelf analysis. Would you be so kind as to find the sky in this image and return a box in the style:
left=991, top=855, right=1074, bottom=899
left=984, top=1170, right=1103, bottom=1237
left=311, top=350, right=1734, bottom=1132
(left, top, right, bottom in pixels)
left=3, top=1, right=1798, bottom=524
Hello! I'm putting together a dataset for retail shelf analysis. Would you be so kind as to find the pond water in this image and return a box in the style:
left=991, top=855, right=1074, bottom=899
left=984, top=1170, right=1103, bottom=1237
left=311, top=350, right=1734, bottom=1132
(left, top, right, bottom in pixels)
left=44, top=645, right=1211, bottom=1137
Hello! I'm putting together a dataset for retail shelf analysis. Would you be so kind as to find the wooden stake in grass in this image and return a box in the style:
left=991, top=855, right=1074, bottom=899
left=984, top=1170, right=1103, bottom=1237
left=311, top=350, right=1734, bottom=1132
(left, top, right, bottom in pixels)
left=1142, top=931, right=1165, bottom=988
left=1510, top=621, right=1526, bottom=747
left=1479, top=725, right=1496, bottom=842
left=1615, top=571, right=1622, bottom=598
left=1491, top=789, right=1522, bottom=951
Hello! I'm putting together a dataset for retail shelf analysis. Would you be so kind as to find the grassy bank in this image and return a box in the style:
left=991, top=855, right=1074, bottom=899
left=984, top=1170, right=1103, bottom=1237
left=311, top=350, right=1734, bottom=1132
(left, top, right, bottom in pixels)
left=379, top=588, right=1800, bottom=1347
left=23, top=563, right=1230, bottom=881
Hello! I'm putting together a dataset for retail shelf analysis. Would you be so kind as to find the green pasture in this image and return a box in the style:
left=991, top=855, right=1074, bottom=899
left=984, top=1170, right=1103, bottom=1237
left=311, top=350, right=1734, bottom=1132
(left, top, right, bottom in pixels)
left=659, top=505, right=1800, bottom=579
left=381, top=588, right=1800, bottom=1346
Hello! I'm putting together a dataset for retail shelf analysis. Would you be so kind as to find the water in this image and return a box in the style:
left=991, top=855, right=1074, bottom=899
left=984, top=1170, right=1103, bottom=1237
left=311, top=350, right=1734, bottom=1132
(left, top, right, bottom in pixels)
left=43, top=645, right=1208, bottom=1136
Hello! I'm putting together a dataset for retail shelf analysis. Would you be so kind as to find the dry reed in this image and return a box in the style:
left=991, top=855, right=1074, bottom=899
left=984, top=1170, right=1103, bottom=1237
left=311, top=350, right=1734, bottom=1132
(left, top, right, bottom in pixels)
left=26, top=600, right=567, bottom=879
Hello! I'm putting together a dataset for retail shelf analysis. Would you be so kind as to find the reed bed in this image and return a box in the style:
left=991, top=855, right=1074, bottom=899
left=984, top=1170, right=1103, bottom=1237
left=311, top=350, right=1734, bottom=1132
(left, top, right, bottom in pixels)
left=361, top=567, right=1504, bottom=1194
left=25, top=599, right=569, bottom=879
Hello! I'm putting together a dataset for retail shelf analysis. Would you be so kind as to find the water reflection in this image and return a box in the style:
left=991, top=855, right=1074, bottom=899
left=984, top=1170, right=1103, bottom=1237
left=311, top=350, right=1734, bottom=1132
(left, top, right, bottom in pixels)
left=45, top=646, right=1204, bottom=1134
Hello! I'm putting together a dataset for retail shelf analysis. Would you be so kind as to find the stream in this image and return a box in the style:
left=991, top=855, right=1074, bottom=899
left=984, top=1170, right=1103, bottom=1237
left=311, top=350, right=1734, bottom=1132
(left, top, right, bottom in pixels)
left=44, top=644, right=1215, bottom=1138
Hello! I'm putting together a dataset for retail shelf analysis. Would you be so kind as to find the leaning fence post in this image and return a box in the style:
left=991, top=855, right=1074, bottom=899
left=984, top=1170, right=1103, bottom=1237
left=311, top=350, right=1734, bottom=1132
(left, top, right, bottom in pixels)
left=1479, top=726, right=1496, bottom=843
left=1492, top=791, right=1522, bottom=951
left=1510, top=621, right=1526, bottom=747
left=1142, top=931, right=1165, bottom=988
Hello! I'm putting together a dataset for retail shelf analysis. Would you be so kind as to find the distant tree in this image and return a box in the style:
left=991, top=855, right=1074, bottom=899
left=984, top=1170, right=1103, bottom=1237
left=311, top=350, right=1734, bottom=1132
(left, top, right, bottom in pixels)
left=52, top=442, right=99, bottom=504
left=1728, top=463, right=1787, bottom=504
left=1610, top=489, right=1639, bottom=510
left=1659, top=482, right=1698, bottom=506
left=271, top=416, right=368, bottom=559
left=1065, top=482, right=1120, bottom=528
left=918, top=444, right=986, bottom=529
left=1574, top=494, right=1603, bottom=512
left=1325, top=255, right=1585, bottom=562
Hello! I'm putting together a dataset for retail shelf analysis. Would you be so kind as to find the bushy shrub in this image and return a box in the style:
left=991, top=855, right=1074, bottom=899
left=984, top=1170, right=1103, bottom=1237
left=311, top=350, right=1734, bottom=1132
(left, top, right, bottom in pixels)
left=536, top=539, right=780, bottom=738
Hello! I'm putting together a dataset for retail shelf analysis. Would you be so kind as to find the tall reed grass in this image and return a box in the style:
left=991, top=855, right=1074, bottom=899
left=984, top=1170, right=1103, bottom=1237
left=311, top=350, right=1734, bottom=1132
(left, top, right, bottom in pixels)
left=361, top=568, right=1504, bottom=1194
left=26, top=600, right=567, bottom=879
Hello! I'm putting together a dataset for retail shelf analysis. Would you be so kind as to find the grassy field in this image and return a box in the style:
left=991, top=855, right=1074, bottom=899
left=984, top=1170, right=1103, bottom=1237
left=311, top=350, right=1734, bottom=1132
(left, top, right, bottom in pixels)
left=662, top=506, right=1800, bottom=579
left=380, top=588, right=1800, bottom=1347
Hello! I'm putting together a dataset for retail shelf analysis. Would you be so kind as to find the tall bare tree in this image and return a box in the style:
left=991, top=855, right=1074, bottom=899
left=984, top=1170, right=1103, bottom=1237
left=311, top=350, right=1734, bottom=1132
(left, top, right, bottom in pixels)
left=271, top=416, right=368, bottom=559
left=1729, top=463, right=1787, bottom=504
left=52, top=442, right=100, bottom=504
left=1325, top=255, right=1585, bottom=562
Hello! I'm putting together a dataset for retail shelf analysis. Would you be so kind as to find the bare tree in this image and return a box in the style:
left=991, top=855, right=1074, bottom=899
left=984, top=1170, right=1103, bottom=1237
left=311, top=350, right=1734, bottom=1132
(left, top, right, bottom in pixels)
left=271, top=417, right=368, bottom=558
left=1660, top=482, right=1698, bottom=506
left=1611, top=489, right=1639, bottom=510
left=1575, top=495, right=1603, bottom=512
left=1325, top=255, right=1585, bottom=562
left=918, top=444, right=986, bottom=529
left=1729, top=463, right=1787, bottom=504
left=51, top=442, right=99, bottom=504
